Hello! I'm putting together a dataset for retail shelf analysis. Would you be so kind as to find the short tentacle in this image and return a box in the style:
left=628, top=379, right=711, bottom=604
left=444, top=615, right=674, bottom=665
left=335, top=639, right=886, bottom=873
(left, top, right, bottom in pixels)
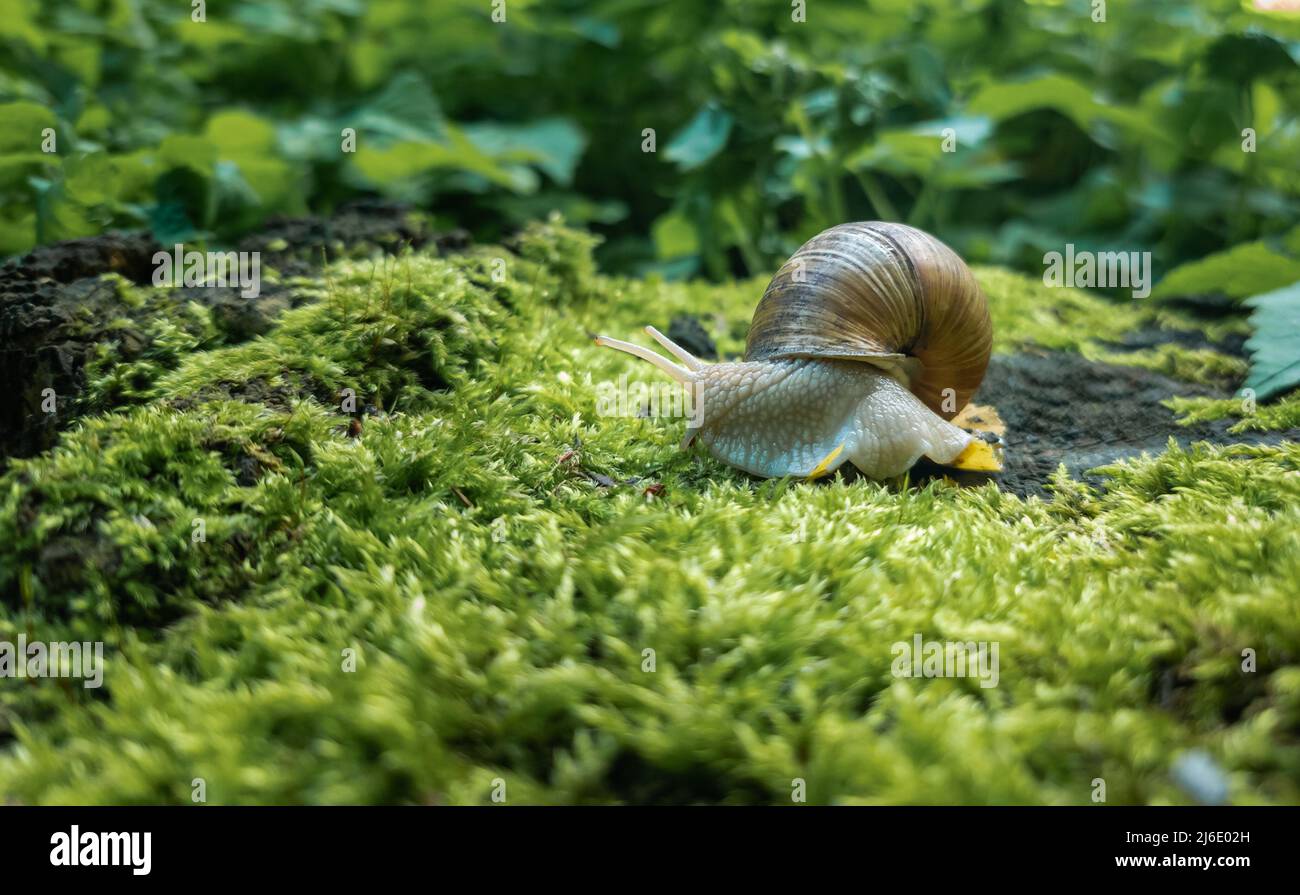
left=645, top=326, right=704, bottom=372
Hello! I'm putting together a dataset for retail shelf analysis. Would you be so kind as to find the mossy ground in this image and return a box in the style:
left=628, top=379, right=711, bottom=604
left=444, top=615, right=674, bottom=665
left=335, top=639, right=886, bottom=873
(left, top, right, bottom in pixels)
left=1, top=220, right=1297, bottom=805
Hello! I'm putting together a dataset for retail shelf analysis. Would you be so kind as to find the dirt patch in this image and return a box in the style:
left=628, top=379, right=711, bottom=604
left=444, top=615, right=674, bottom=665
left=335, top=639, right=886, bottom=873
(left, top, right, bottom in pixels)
left=0, top=202, right=470, bottom=465
left=0, top=263, right=295, bottom=463
left=238, top=199, right=470, bottom=277
left=924, top=350, right=1299, bottom=497
left=165, top=377, right=326, bottom=416
left=1, top=270, right=139, bottom=461
left=2, top=232, right=163, bottom=285
left=1104, top=325, right=1250, bottom=359
left=667, top=314, right=718, bottom=360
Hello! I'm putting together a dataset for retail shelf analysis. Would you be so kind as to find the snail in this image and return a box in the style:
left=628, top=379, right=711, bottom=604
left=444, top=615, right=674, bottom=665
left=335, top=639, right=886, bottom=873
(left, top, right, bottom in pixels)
left=595, top=222, right=993, bottom=479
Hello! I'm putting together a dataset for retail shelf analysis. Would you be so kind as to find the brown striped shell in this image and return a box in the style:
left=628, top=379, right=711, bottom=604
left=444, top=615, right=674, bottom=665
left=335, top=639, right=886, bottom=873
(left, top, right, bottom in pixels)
left=744, top=222, right=992, bottom=420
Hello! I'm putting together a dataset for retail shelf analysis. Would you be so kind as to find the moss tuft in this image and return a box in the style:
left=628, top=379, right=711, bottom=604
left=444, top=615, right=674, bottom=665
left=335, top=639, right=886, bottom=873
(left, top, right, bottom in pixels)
left=514, top=213, right=604, bottom=305
left=1085, top=343, right=1249, bottom=386
left=1167, top=393, right=1300, bottom=433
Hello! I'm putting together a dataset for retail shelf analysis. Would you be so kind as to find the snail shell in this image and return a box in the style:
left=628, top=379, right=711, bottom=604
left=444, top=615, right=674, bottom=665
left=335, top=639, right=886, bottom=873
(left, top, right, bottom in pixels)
left=745, top=222, right=991, bottom=419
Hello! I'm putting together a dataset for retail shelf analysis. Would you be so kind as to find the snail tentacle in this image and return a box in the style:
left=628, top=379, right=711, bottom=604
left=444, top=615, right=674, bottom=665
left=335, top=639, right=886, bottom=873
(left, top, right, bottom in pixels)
left=644, top=326, right=704, bottom=371
left=592, top=334, right=693, bottom=384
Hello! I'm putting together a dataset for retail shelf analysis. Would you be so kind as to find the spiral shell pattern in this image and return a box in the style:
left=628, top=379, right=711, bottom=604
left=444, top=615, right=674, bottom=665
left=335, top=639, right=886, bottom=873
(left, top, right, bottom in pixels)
left=745, top=222, right=992, bottom=419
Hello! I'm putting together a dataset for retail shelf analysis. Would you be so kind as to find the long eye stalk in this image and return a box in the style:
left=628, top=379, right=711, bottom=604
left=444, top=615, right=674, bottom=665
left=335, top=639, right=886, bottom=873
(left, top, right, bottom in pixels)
left=593, top=325, right=704, bottom=384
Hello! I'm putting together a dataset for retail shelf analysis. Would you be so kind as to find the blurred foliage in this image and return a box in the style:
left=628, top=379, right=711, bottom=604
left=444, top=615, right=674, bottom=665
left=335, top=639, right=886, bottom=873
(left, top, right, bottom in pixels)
left=2, top=0, right=1299, bottom=280
left=1154, top=222, right=1300, bottom=302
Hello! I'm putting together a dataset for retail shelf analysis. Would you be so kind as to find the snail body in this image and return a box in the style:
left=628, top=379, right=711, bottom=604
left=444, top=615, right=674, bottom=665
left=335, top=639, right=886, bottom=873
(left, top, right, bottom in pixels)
left=596, top=222, right=992, bottom=480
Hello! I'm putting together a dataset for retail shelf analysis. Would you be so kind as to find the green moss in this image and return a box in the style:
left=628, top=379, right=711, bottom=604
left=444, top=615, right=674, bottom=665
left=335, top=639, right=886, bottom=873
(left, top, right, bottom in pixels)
left=1167, top=392, right=1300, bottom=433
left=0, top=402, right=332, bottom=633
left=82, top=300, right=222, bottom=408
left=2, top=223, right=1298, bottom=805
left=1084, top=343, right=1249, bottom=386
left=159, top=254, right=505, bottom=412
left=1153, top=226, right=1300, bottom=302
left=972, top=266, right=1152, bottom=353
left=514, top=212, right=604, bottom=305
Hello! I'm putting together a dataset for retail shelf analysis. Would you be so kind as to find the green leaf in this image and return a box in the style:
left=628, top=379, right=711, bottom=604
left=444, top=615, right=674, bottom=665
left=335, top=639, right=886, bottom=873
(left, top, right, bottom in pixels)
left=570, top=16, right=620, bottom=48
left=969, top=74, right=1103, bottom=129
left=922, top=116, right=994, bottom=148
left=351, top=129, right=537, bottom=194
left=350, top=72, right=445, bottom=144
left=651, top=209, right=698, bottom=259
left=1154, top=228, right=1300, bottom=303
left=846, top=120, right=1016, bottom=188
left=847, top=130, right=943, bottom=177
left=1203, top=30, right=1299, bottom=84
left=35, top=184, right=96, bottom=243
left=275, top=117, right=340, bottom=163
left=153, top=165, right=213, bottom=236
left=665, top=104, right=733, bottom=171
left=158, top=135, right=218, bottom=177
left=0, top=210, right=36, bottom=255
left=969, top=74, right=1171, bottom=147
left=1244, top=281, right=1300, bottom=401
left=462, top=118, right=586, bottom=186
left=148, top=199, right=201, bottom=246
left=201, top=111, right=302, bottom=221
left=203, top=110, right=279, bottom=157
left=0, top=102, right=57, bottom=154
left=211, top=159, right=265, bottom=232
left=0, top=0, right=47, bottom=51
left=0, top=152, right=58, bottom=189
left=63, top=152, right=120, bottom=205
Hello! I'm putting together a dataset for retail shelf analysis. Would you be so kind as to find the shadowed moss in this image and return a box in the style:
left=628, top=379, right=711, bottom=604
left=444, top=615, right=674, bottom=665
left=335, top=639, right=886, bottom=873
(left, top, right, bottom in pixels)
left=1, top=222, right=1297, bottom=805
left=157, top=255, right=505, bottom=413
left=1167, top=393, right=1300, bottom=433
left=0, top=267, right=296, bottom=461
left=1086, top=343, right=1249, bottom=386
